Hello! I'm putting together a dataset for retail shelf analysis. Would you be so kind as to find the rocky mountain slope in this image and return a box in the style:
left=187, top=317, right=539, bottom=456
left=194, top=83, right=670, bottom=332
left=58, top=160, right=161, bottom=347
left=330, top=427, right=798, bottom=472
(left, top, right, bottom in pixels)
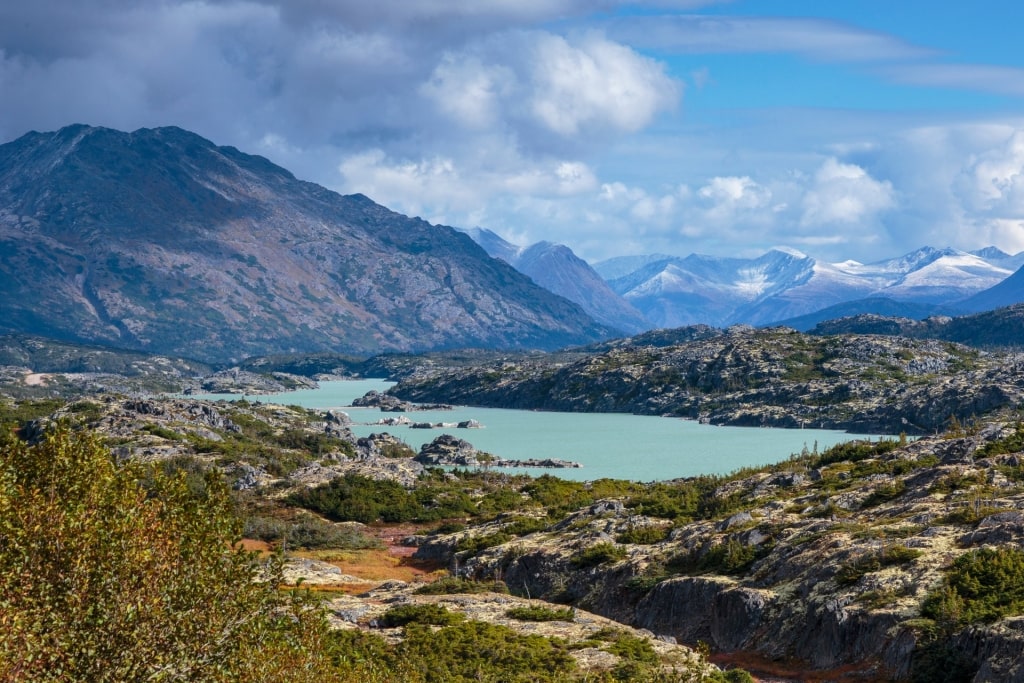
left=960, top=263, right=1024, bottom=312
left=462, top=227, right=650, bottom=334
left=0, top=125, right=612, bottom=363
left=809, top=304, right=1024, bottom=349
left=597, top=247, right=1019, bottom=329
left=390, top=325, right=1024, bottom=434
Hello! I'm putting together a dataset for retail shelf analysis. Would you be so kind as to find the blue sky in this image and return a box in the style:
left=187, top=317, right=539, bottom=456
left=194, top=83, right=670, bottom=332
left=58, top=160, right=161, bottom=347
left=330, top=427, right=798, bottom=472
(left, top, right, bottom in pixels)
left=2, top=0, right=1024, bottom=263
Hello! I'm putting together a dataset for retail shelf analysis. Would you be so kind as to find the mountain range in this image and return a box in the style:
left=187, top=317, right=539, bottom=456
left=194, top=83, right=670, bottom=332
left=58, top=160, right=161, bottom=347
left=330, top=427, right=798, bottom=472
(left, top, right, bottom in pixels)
left=0, top=125, right=614, bottom=363
left=592, top=246, right=1024, bottom=329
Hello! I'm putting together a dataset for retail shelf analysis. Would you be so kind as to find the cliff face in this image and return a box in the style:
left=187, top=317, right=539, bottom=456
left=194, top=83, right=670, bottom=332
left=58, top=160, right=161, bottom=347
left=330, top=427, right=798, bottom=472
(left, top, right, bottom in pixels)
left=0, top=125, right=613, bottom=362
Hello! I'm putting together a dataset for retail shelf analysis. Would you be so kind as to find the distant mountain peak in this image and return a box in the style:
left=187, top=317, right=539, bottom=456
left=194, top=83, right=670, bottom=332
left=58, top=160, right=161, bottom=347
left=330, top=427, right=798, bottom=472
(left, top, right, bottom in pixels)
left=461, top=227, right=650, bottom=335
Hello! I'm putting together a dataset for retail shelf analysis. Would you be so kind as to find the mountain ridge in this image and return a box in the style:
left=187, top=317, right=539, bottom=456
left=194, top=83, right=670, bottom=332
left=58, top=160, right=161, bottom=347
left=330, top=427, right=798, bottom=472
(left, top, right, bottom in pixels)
left=0, top=124, right=615, bottom=362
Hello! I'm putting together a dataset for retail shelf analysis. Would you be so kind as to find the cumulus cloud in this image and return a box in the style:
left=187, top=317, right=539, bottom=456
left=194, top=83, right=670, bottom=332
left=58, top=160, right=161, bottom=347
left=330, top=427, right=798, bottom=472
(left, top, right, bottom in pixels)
left=801, top=158, right=895, bottom=227
left=3, top=0, right=1024, bottom=265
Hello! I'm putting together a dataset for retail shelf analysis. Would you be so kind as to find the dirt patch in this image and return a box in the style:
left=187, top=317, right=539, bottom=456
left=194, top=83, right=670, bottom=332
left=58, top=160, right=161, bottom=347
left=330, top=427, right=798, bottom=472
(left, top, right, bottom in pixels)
left=711, top=651, right=892, bottom=683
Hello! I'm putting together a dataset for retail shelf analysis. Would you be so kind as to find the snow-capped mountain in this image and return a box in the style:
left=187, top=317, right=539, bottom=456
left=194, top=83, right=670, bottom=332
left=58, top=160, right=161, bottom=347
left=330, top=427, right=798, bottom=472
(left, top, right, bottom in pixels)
left=461, top=228, right=650, bottom=335
left=598, top=246, right=1019, bottom=329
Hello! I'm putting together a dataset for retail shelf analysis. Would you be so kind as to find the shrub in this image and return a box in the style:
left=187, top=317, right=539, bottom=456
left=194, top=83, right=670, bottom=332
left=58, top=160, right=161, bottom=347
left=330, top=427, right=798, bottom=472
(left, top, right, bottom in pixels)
left=617, top=524, right=668, bottom=545
left=835, top=545, right=922, bottom=586
left=414, top=576, right=509, bottom=596
left=505, top=605, right=575, bottom=622
left=922, top=547, right=1024, bottom=626
left=380, top=603, right=465, bottom=628
left=0, top=427, right=341, bottom=682
left=398, top=621, right=576, bottom=682
left=456, top=531, right=512, bottom=554
left=571, top=541, right=627, bottom=568
left=243, top=513, right=381, bottom=550
left=670, top=538, right=764, bottom=576
left=861, top=480, right=906, bottom=507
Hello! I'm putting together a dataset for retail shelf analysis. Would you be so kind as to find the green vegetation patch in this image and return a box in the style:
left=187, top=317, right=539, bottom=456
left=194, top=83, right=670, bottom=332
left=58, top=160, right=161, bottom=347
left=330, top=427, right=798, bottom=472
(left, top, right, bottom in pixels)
left=505, top=605, right=575, bottom=622
left=571, top=541, right=627, bottom=568
left=414, top=576, right=510, bottom=596
left=835, top=544, right=922, bottom=586
left=398, top=620, right=577, bottom=682
left=922, top=547, right=1024, bottom=626
left=380, top=603, right=465, bottom=628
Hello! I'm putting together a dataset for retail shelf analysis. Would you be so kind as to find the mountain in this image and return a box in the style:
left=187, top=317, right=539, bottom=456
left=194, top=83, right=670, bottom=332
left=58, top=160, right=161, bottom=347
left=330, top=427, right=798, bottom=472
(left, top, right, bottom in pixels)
left=959, top=264, right=1024, bottom=312
left=604, top=246, right=1014, bottom=328
left=807, top=303, right=1024, bottom=349
left=461, top=227, right=650, bottom=334
left=0, top=125, right=614, bottom=363
left=775, top=297, right=957, bottom=332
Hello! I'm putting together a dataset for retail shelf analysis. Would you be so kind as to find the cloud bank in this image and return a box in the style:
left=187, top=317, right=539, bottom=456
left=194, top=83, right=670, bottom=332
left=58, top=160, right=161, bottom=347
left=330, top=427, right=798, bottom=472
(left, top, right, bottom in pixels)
left=1, top=1, right=1023, bottom=263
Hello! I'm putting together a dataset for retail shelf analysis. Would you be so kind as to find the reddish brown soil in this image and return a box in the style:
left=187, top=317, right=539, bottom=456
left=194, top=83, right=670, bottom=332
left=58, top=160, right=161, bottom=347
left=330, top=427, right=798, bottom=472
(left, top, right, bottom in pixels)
left=711, top=651, right=893, bottom=683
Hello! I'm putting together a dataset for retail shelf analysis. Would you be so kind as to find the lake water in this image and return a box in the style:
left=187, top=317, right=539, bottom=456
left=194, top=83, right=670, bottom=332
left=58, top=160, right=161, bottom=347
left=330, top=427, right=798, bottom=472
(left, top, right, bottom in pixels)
left=190, top=379, right=882, bottom=482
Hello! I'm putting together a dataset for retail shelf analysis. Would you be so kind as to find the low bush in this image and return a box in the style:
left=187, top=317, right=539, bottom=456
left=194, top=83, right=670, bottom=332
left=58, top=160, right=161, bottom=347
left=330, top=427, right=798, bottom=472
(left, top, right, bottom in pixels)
left=398, top=620, right=576, bottom=682
left=505, top=605, right=575, bottom=622
left=380, top=603, right=464, bottom=628
left=835, top=545, right=922, bottom=586
left=414, top=576, right=510, bottom=595
left=922, top=547, right=1024, bottom=626
left=456, top=531, right=512, bottom=554
left=617, top=525, right=668, bottom=545
left=571, top=541, right=627, bottom=568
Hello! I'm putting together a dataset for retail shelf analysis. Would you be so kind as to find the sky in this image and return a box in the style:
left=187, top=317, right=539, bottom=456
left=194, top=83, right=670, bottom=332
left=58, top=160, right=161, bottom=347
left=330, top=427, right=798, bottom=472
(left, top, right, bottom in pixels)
left=3, top=1, right=1024, bottom=265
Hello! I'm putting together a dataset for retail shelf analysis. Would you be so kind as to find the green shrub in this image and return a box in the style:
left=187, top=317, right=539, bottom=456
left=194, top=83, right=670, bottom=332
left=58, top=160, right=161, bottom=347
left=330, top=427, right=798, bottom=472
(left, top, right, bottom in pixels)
left=456, top=531, right=512, bottom=554
left=617, top=525, right=668, bottom=545
left=571, top=541, right=627, bottom=568
left=288, top=473, right=476, bottom=524
left=605, top=633, right=658, bottom=665
left=141, top=422, right=182, bottom=440
left=380, top=604, right=465, bottom=628
left=398, top=620, right=576, bottom=682
left=505, top=605, right=575, bottom=622
left=502, top=515, right=549, bottom=536
left=922, top=547, right=1024, bottom=626
left=670, top=538, right=764, bottom=576
left=835, top=545, right=922, bottom=586
left=414, top=576, right=509, bottom=596
left=0, top=427, right=342, bottom=682
left=977, top=421, right=1024, bottom=458
left=243, top=513, right=381, bottom=550
left=861, top=480, right=906, bottom=507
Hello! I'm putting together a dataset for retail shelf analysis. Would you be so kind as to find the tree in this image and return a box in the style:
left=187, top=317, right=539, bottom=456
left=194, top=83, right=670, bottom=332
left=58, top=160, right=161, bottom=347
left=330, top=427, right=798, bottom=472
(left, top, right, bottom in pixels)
left=0, top=426, right=343, bottom=682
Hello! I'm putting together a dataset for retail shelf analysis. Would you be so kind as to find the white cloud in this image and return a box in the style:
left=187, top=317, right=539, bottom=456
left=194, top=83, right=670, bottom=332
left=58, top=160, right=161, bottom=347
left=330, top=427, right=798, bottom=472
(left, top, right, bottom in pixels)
left=420, top=53, right=514, bottom=128
left=528, top=32, right=679, bottom=135
left=800, top=158, right=895, bottom=227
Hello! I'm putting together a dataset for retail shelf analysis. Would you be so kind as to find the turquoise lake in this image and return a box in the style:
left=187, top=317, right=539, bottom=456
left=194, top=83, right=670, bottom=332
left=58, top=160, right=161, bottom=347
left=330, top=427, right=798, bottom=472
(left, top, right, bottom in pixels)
left=190, top=380, right=883, bottom=482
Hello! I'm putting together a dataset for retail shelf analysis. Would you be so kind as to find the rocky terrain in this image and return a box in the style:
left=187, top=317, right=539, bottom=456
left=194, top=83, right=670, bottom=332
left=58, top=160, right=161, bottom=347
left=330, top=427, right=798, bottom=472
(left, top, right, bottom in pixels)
left=0, top=124, right=613, bottom=362
left=809, top=304, right=1024, bottom=349
left=6, top=378, right=1024, bottom=680
left=413, top=424, right=1024, bottom=681
left=390, top=325, right=1024, bottom=434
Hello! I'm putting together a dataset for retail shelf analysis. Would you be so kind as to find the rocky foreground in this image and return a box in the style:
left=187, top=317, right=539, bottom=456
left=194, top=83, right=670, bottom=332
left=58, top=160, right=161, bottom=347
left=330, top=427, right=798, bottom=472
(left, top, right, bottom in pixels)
left=5, top=365, right=1024, bottom=680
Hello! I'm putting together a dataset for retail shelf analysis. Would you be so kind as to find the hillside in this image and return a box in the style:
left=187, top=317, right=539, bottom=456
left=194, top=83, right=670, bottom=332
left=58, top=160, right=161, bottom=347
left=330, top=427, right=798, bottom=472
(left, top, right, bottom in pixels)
left=0, top=125, right=613, bottom=363
left=389, top=325, right=1024, bottom=434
